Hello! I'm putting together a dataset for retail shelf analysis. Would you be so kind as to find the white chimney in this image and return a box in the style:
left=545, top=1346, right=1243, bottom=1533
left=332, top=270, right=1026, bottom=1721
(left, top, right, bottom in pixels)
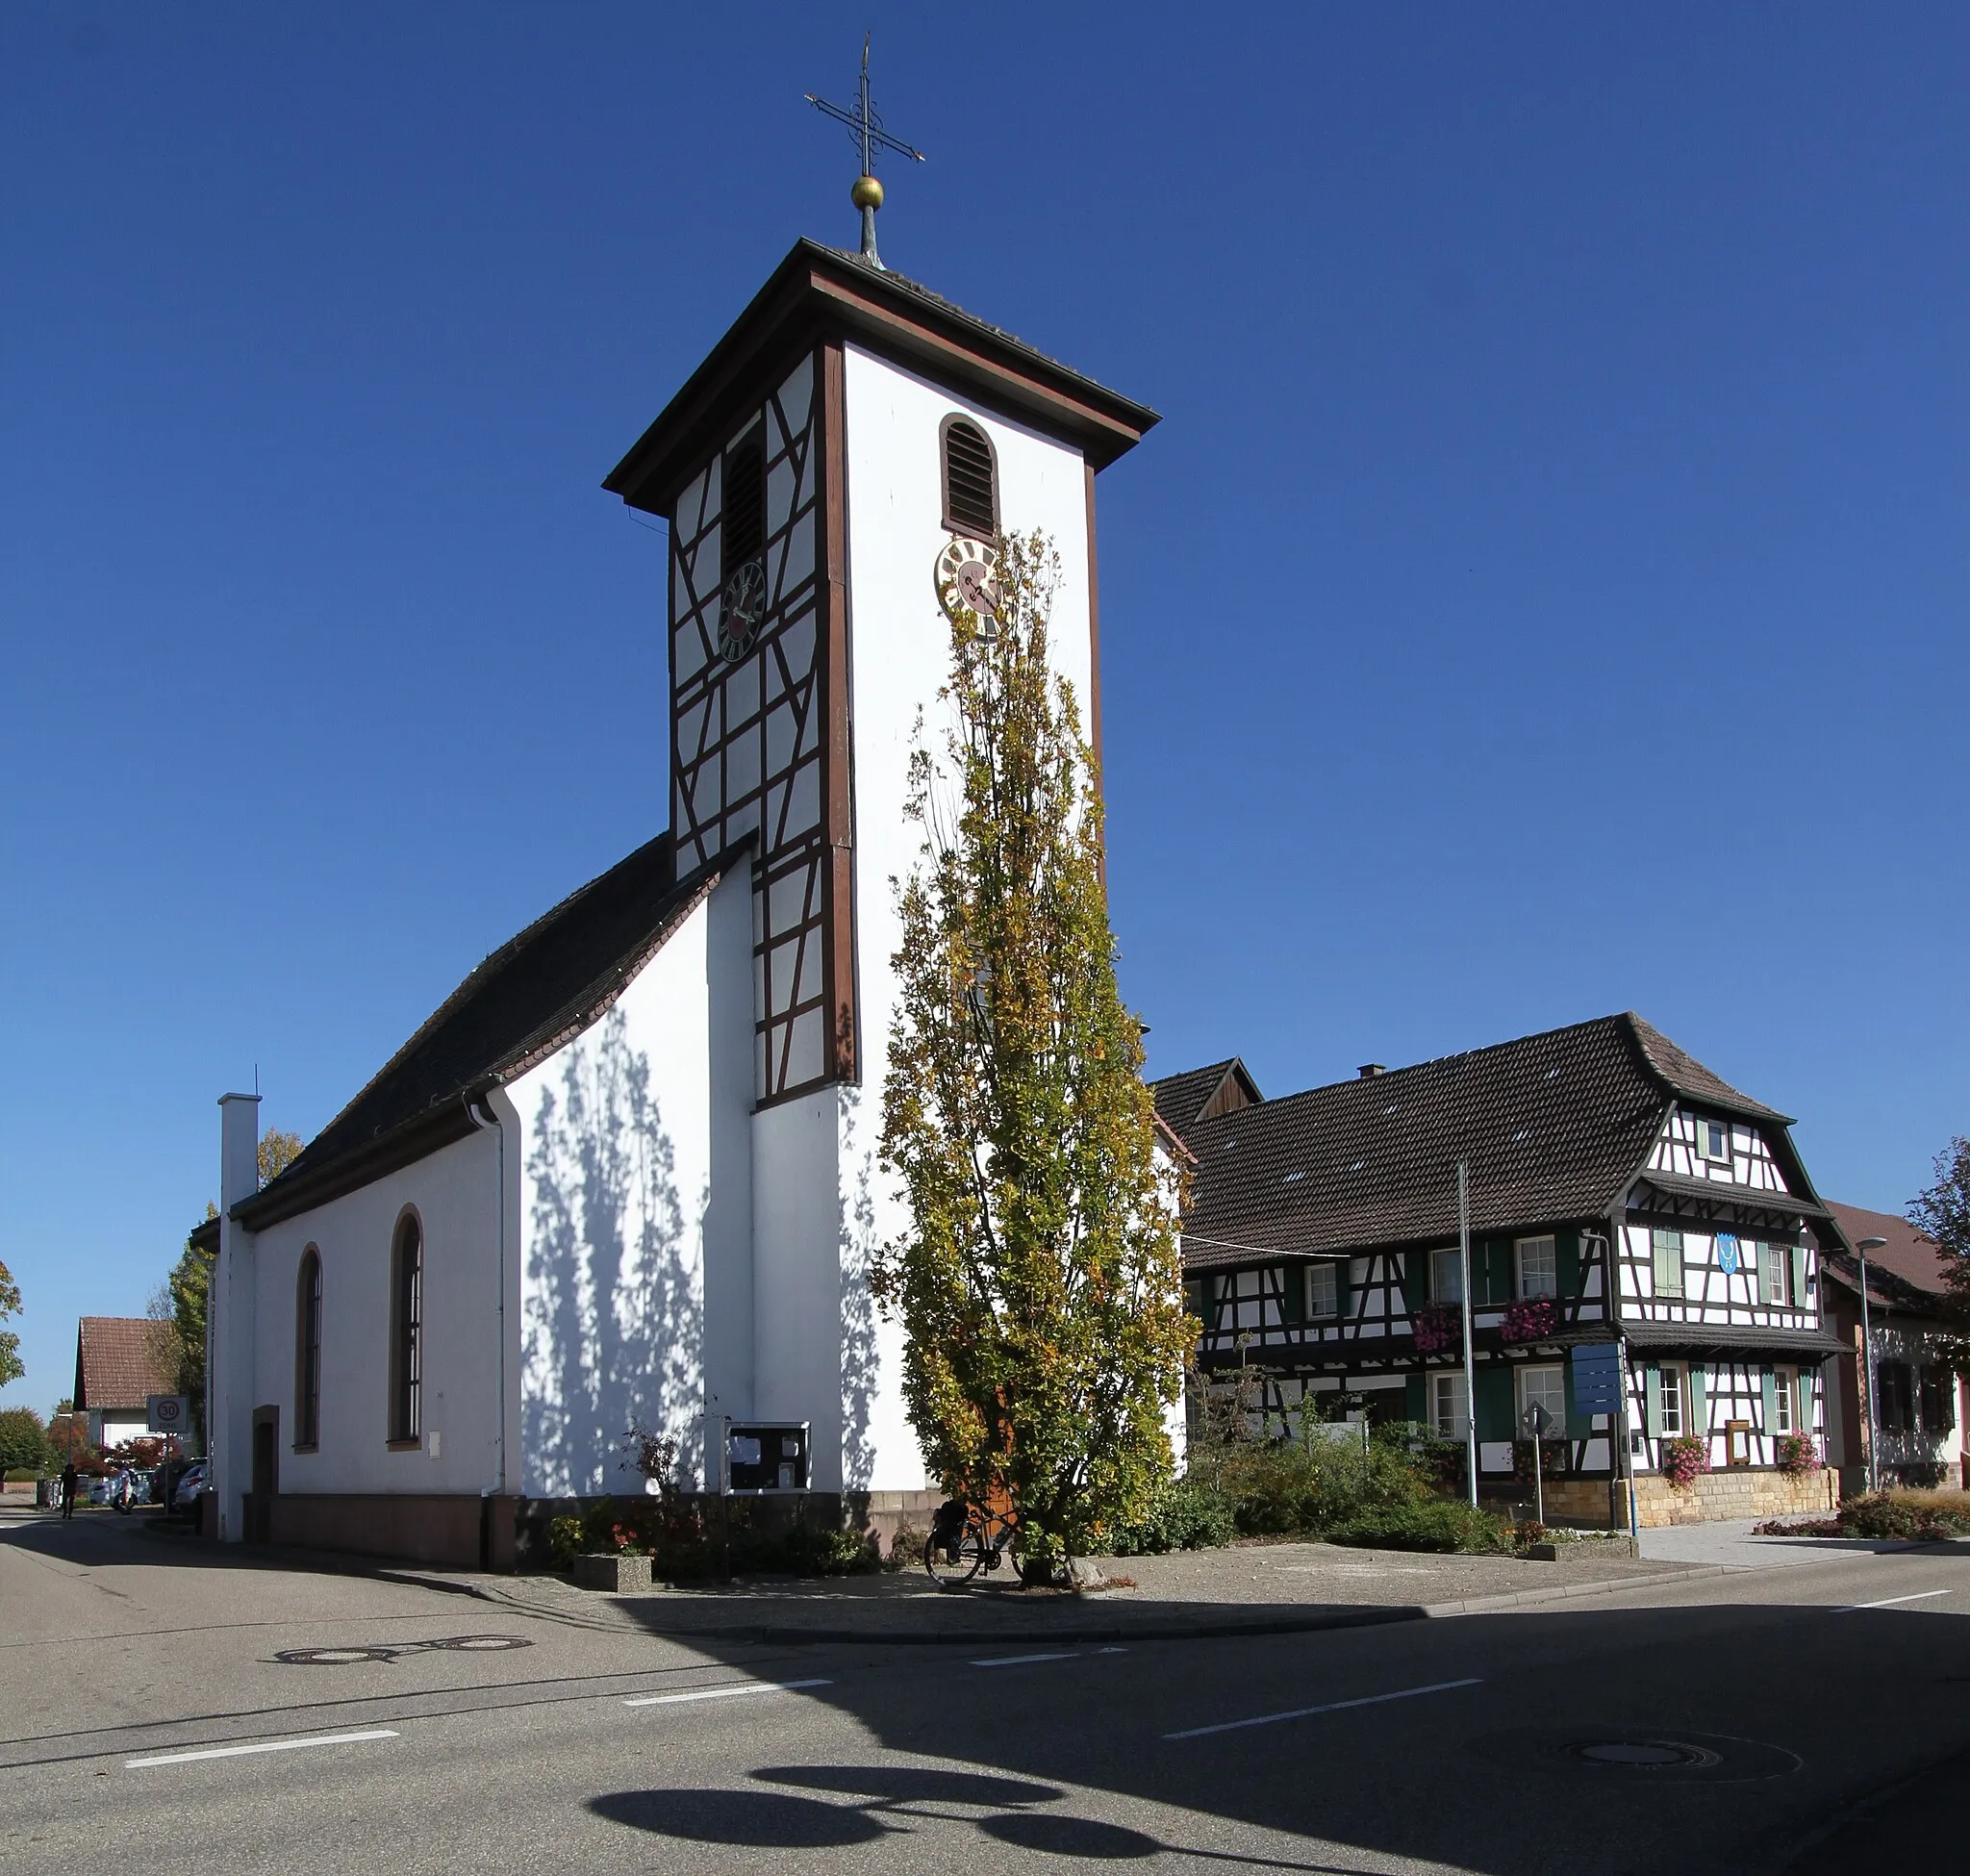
left=211, top=1092, right=261, bottom=1542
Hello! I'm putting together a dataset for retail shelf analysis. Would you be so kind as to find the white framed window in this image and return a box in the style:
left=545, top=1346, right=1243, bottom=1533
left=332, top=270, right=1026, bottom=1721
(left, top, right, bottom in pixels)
left=1652, top=1228, right=1684, bottom=1299
left=1432, top=1372, right=1469, bottom=1439
left=1519, top=1364, right=1567, bottom=1429
left=1700, top=1117, right=1732, bottom=1165
left=1759, top=1241, right=1793, bottom=1307
left=1774, top=1366, right=1797, bottom=1434
left=1658, top=1362, right=1684, bottom=1436
left=1516, top=1234, right=1557, bottom=1299
left=1429, top=1246, right=1464, bottom=1304
left=1305, top=1262, right=1339, bottom=1319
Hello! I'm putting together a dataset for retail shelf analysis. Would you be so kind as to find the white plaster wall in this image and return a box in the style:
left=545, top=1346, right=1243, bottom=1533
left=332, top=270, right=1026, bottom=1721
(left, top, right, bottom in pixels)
left=835, top=346, right=1099, bottom=1498
left=511, top=873, right=753, bottom=1497
left=243, top=1123, right=511, bottom=1500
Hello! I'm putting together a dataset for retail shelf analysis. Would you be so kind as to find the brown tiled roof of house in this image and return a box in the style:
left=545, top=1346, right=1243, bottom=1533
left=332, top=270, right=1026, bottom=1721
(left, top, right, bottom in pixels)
left=1824, top=1202, right=1954, bottom=1310
left=1151, top=1060, right=1239, bottom=1135
left=73, top=1317, right=178, bottom=1411
left=1178, top=1012, right=1806, bottom=1271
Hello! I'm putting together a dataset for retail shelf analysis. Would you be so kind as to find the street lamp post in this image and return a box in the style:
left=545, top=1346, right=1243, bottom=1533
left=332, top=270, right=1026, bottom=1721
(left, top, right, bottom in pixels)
left=1856, top=1236, right=1887, bottom=1497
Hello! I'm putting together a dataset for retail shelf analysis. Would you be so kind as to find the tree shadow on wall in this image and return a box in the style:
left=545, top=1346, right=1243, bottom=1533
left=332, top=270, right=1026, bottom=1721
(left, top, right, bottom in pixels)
left=838, top=1080, right=878, bottom=1493
left=521, top=1008, right=704, bottom=1494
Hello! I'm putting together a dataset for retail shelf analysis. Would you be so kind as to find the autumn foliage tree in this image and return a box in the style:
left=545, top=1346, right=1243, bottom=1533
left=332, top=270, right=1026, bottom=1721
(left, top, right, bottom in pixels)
left=1911, top=1135, right=1970, bottom=1373
left=875, top=529, right=1191, bottom=1577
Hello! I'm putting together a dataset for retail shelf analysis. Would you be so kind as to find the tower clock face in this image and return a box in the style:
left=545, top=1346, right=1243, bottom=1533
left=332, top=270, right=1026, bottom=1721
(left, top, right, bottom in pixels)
left=934, top=536, right=999, bottom=630
left=719, top=559, right=767, bottom=661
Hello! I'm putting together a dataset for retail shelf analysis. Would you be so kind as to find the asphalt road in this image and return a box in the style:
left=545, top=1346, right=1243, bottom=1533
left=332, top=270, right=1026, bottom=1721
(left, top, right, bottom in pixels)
left=4, top=1507, right=1967, bottom=1874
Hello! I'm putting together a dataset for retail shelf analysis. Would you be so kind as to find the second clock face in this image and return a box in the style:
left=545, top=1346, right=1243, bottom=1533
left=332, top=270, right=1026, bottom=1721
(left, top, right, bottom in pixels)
left=719, top=559, right=767, bottom=661
left=934, top=536, right=999, bottom=630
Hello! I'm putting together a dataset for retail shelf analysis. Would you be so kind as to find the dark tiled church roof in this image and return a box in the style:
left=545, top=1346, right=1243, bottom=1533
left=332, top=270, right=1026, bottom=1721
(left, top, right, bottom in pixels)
left=1176, top=1013, right=1793, bottom=1271
left=239, top=833, right=734, bottom=1228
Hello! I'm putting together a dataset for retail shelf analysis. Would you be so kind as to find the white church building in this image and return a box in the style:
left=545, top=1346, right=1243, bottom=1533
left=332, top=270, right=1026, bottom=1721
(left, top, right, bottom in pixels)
left=202, top=236, right=1157, bottom=1565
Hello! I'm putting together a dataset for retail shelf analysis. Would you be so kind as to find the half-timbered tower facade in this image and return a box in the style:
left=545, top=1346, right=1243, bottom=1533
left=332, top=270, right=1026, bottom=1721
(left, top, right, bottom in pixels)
left=1160, top=1015, right=1846, bottom=1526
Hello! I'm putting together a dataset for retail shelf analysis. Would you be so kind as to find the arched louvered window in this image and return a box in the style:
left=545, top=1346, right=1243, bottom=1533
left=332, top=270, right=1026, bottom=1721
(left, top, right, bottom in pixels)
left=722, top=425, right=767, bottom=577
left=294, top=1248, right=321, bottom=1449
left=390, top=1214, right=422, bottom=1444
left=940, top=415, right=998, bottom=537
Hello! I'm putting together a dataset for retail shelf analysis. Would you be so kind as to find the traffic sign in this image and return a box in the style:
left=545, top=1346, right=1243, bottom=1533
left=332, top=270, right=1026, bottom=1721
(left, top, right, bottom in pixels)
left=147, top=1394, right=189, bottom=1434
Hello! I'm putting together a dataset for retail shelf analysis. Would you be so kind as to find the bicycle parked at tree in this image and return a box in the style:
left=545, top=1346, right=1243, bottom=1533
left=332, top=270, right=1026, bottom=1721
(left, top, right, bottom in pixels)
left=924, top=1495, right=1021, bottom=1585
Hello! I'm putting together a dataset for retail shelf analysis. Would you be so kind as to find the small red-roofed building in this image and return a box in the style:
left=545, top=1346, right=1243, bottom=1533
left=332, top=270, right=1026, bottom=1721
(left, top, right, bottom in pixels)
left=1822, top=1203, right=1966, bottom=1495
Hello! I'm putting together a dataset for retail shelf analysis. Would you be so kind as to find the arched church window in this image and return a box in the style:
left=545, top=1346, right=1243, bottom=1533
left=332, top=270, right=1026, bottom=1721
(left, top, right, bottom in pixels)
left=294, top=1248, right=321, bottom=1449
left=940, top=415, right=998, bottom=537
left=390, top=1215, right=422, bottom=1445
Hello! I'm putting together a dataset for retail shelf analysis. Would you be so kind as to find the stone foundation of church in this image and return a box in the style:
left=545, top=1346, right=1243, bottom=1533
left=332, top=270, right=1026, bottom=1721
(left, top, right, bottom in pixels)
left=266, top=1492, right=522, bottom=1570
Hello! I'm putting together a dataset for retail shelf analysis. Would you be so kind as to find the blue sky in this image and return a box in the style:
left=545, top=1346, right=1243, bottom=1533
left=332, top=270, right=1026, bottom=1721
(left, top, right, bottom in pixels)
left=2, top=5, right=1964, bottom=1414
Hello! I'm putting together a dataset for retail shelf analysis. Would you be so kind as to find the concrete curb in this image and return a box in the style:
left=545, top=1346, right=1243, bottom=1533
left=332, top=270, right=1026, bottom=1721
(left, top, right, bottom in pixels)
left=382, top=1560, right=1724, bottom=1646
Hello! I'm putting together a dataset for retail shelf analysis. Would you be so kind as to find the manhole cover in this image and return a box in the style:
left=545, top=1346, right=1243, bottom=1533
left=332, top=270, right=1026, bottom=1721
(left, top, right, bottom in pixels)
left=276, top=1634, right=532, bottom=1666
left=1475, top=1727, right=1802, bottom=1784
left=1568, top=1739, right=1716, bottom=1769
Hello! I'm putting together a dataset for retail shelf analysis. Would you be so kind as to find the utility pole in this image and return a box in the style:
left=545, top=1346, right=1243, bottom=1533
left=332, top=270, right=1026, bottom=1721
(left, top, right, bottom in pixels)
left=1856, top=1236, right=1886, bottom=1496
left=1457, top=1161, right=1478, bottom=1508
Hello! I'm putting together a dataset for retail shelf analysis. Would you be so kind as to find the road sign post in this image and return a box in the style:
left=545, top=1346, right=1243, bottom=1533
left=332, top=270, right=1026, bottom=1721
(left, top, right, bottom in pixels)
left=1521, top=1401, right=1553, bottom=1527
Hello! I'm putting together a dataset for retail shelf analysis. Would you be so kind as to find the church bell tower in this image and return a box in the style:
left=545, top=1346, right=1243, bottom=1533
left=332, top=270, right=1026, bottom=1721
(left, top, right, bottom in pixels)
left=599, top=142, right=1156, bottom=1491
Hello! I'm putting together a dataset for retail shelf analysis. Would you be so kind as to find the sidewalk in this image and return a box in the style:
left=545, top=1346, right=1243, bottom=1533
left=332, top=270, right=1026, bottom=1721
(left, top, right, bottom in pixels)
left=383, top=1535, right=1709, bottom=1645
left=1636, top=1516, right=1964, bottom=1569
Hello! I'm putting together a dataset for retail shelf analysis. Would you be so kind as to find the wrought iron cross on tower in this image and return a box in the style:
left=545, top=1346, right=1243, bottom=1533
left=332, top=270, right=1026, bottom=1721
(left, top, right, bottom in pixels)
left=806, top=35, right=924, bottom=271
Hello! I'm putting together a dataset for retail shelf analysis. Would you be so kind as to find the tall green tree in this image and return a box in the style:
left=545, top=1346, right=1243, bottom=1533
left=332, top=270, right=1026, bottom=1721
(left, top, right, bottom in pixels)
left=0, top=1258, right=22, bottom=1388
left=0, top=1406, right=49, bottom=1476
left=875, top=529, right=1192, bottom=1576
left=1911, top=1135, right=1970, bottom=1371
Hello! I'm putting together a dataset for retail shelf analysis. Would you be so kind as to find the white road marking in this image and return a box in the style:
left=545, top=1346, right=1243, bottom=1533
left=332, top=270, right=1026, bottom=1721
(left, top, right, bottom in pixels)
left=972, top=1651, right=1077, bottom=1667
left=1164, top=1678, right=1483, bottom=1740
left=1097, top=1646, right=1128, bottom=1654
left=127, top=1729, right=398, bottom=1769
left=622, top=1678, right=831, bottom=1708
left=1832, top=1589, right=1954, bottom=1613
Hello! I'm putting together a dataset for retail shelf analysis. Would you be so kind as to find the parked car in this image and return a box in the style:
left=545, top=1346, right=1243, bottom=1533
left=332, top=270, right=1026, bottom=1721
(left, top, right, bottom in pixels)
left=172, top=1463, right=208, bottom=1512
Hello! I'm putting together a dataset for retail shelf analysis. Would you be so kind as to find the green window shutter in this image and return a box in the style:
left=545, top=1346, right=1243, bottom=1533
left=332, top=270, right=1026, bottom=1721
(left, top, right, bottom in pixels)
left=1562, top=1356, right=1587, bottom=1437
left=1335, top=1259, right=1352, bottom=1321
left=1689, top=1364, right=1707, bottom=1435
left=1399, top=1251, right=1427, bottom=1315
left=1790, top=1245, right=1809, bottom=1310
left=1278, top=1265, right=1303, bottom=1327
left=1474, top=1363, right=1515, bottom=1441
left=1483, top=1241, right=1510, bottom=1306
left=1761, top=1367, right=1779, bottom=1434
left=1557, top=1230, right=1581, bottom=1300
left=1645, top=1364, right=1663, bottom=1436
left=1405, top=1372, right=1427, bottom=1426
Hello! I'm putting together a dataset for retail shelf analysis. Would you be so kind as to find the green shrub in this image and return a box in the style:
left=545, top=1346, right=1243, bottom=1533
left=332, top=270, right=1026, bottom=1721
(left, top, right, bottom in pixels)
left=887, top=1526, right=928, bottom=1570
left=1324, top=1499, right=1514, bottom=1554
left=1107, top=1479, right=1237, bottom=1556
left=1215, top=1425, right=1429, bottom=1536
left=545, top=1515, right=585, bottom=1568
left=1839, top=1492, right=1970, bottom=1540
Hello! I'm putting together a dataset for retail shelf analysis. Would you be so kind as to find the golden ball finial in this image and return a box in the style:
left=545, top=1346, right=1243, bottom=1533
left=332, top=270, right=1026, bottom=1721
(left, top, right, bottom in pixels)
left=850, top=173, right=884, bottom=212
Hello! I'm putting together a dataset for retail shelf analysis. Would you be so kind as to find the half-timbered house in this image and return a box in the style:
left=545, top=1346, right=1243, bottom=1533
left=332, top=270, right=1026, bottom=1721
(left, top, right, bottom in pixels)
left=1159, top=1014, right=1844, bottom=1527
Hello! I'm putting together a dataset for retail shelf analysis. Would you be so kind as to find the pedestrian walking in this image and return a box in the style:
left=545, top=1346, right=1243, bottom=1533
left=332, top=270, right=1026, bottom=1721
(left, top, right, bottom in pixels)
left=61, top=1460, right=79, bottom=1520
